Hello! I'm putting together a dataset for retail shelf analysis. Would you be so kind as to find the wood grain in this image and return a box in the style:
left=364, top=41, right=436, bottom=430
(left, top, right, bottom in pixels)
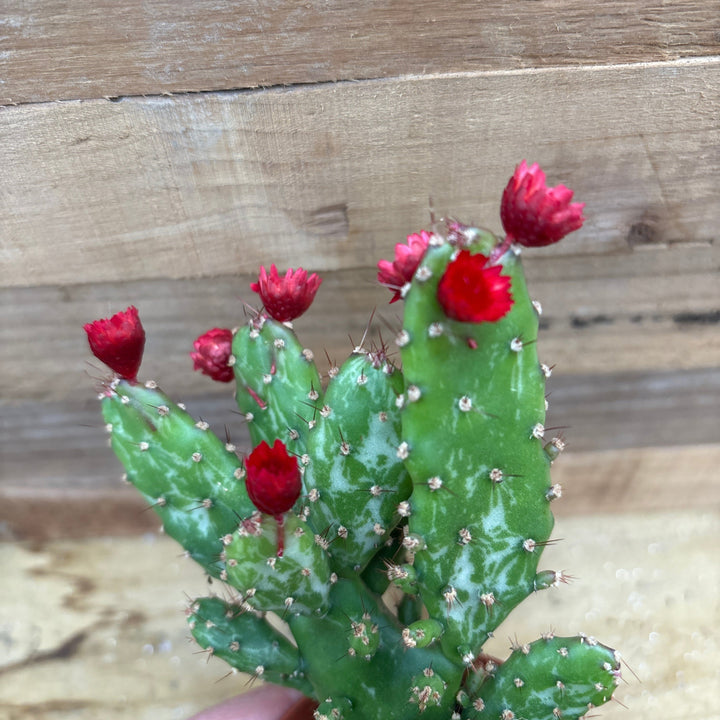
left=2, top=363, right=719, bottom=540
left=1, top=1, right=718, bottom=105
left=2, top=239, right=718, bottom=402
left=3, top=443, right=719, bottom=541
left=2, top=512, right=718, bottom=718
left=2, top=58, right=719, bottom=289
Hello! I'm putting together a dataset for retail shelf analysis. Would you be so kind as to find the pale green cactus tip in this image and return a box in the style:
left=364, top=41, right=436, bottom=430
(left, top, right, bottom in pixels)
left=85, top=163, right=624, bottom=720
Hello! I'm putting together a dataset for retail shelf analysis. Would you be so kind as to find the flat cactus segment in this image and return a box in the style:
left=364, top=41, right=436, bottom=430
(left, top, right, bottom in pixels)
left=224, top=513, right=332, bottom=615
left=463, top=635, right=621, bottom=720
left=400, top=234, right=554, bottom=660
left=314, top=696, right=354, bottom=719
left=304, top=353, right=412, bottom=572
left=289, top=578, right=463, bottom=720
left=232, top=317, right=322, bottom=451
left=101, top=381, right=253, bottom=578
left=187, top=596, right=314, bottom=695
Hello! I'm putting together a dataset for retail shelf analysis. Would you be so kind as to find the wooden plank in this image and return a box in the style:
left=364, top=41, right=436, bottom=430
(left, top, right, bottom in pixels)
left=2, top=58, right=719, bottom=288
left=2, top=240, right=718, bottom=402
left=2, top=443, right=718, bottom=541
left=2, top=364, right=719, bottom=539
left=2, top=1, right=718, bottom=105
left=2, top=511, right=718, bottom=718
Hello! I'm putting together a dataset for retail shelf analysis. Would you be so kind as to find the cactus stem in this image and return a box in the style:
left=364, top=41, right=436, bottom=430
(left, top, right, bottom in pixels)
left=274, top=514, right=286, bottom=557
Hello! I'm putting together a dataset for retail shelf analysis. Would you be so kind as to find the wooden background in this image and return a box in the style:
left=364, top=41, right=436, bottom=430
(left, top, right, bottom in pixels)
left=1, top=2, right=719, bottom=719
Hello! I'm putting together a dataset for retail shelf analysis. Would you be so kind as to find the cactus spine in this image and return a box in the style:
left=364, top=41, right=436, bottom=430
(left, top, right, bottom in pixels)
left=87, top=163, right=622, bottom=719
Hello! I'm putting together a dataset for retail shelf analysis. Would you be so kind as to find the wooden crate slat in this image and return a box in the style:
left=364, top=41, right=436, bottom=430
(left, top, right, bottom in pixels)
left=2, top=366, right=718, bottom=539
left=2, top=58, right=719, bottom=288
left=2, top=1, right=718, bottom=105
left=2, top=239, right=718, bottom=401
left=2, top=443, right=718, bottom=541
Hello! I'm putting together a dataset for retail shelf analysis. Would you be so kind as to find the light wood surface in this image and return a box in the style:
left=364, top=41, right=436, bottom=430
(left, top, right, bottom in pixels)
left=2, top=511, right=717, bottom=719
left=2, top=58, right=719, bottom=289
left=2, top=240, right=719, bottom=402
left=2, top=1, right=718, bottom=105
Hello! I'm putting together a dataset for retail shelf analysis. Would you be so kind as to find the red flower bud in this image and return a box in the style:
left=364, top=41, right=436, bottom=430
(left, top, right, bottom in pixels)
left=437, top=250, right=513, bottom=323
left=190, top=327, right=234, bottom=383
left=377, top=230, right=431, bottom=302
left=500, top=160, right=585, bottom=247
left=245, top=439, right=301, bottom=516
left=251, top=265, right=322, bottom=322
left=84, top=306, right=145, bottom=380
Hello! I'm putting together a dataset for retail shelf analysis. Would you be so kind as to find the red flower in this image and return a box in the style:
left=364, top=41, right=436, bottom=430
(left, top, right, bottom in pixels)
left=251, top=265, right=322, bottom=322
left=190, top=328, right=234, bottom=383
left=500, top=160, right=585, bottom=247
left=245, top=439, right=301, bottom=516
left=377, top=230, right=431, bottom=302
left=84, top=306, right=145, bottom=380
left=437, top=250, right=513, bottom=323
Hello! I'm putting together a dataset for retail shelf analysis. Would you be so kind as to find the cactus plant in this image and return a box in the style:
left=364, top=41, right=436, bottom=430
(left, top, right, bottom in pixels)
left=86, top=162, right=622, bottom=720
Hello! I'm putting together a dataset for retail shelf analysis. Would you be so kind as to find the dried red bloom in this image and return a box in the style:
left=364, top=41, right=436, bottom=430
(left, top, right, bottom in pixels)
left=84, top=306, right=145, bottom=380
left=251, top=265, right=322, bottom=322
left=437, top=250, right=513, bottom=323
left=190, top=327, right=234, bottom=383
left=377, top=230, right=431, bottom=302
left=500, top=160, right=585, bottom=247
left=245, top=439, right=301, bottom=516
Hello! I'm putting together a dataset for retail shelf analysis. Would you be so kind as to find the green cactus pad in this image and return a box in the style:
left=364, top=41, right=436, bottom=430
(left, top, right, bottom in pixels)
left=315, top=696, right=354, bottom=719
left=304, top=352, right=412, bottom=573
left=289, top=578, right=463, bottom=720
left=224, top=513, right=332, bottom=615
left=232, top=316, right=323, bottom=451
left=101, top=380, right=254, bottom=578
left=188, top=596, right=314, bottom=695
left=403, top=619, right=444, bottom=649
left=463, top=635, right=621, bottom=720
left=400, top=233, right=554, bottom=661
